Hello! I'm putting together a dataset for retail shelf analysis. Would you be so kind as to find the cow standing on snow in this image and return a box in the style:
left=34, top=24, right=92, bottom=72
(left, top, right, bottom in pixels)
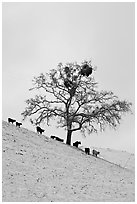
left=85, top=148, right=90, bottom=155
left=36, top=126, right=45, bottom=134
left=8, top=118, right=16, bottom=124
left=92, top=149, right=100, bottom=157
left=50, top=135, right=64, bottom=142
left=73, top=141, right=81, bottom=148
left=16, top=122, right=22, bottom=127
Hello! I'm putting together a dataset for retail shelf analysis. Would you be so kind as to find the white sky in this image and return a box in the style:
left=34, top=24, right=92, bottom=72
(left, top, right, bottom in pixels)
left=2, top=2, right=135, bottom=153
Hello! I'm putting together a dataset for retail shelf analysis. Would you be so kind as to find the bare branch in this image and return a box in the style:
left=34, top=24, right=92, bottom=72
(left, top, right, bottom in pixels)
left=22, top=60, right=132, bottom=145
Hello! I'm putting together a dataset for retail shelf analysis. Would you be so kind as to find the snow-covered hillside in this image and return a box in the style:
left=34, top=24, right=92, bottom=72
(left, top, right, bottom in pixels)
left=2, top=121, right=135, bottom=202
left=79, top=146, right=135, bottom=172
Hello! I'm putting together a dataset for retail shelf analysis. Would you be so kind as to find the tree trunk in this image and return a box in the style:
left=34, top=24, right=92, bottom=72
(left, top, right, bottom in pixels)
left=66, top=129, right=72, bottom=145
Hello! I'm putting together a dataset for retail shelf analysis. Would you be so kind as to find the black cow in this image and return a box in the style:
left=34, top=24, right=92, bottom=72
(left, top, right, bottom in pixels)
left=36, top=126, right=45, bottom=134
left=73, top=141, right=81, bottom=148
left=8, top=118, right=16, bottom=124
left=51, top=135, right=64, bottom=142
left=55, top=137, right=64, bottom=142
left=16, top=122, right=22, bottom=127
left=85, top=148, right=90, bottom=155
left=92, top=149, right=100, bottom=157
left=51, top=135, right=56, bottom=139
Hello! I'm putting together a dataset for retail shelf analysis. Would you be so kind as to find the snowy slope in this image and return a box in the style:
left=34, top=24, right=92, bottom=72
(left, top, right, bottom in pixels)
left=2, top=121, right=135, bottom=202
left=79, top=146, right=135, bottom=172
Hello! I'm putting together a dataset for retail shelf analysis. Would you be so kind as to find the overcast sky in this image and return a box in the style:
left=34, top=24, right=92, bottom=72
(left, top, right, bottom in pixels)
left=2, top=2, right=135, bottom=153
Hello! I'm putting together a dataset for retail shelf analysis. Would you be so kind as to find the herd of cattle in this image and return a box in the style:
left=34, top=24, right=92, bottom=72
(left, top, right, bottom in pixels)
left=7, top=117, right=100, bottom=157
left=8, top=118, right=22, bottom=127
left=72, top=141, right=100, bottom=157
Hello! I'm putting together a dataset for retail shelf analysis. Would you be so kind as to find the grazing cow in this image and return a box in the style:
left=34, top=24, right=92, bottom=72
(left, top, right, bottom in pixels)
left=8, top=118, right=16, bottom=124
left=73, top=141, right=81, bottom=148
left=16, top=122, right=22, bottom=127
left=51, top=135, right=64, bottom=142
left=92, top=149, right=100, bottom=157
left=51, top=135, right=56, bottom=139
left=36, top=126, right=45, bottom=134
left=85, top=148, right=90, bottom=155
left=55, top=137, right=64, bottom=142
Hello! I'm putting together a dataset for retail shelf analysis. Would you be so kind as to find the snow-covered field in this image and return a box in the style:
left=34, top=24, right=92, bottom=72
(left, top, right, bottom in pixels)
left=2, top=121, right=135, bottom=202
left=79, top=146, right=135, bottom=172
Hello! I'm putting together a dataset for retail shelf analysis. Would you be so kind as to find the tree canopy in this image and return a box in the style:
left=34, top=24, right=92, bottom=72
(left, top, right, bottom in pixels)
left=22, top=60, right=132, bottom=145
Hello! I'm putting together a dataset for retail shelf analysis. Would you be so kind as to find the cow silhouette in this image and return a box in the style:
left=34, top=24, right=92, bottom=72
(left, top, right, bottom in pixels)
left=36, top=126, right=45, bottom=134
left=92, top=149, right=100, bottom=157
left=8, top=118, right=16, bottom=124
left=51, top=135, right=64, bottom=142
left=73, top=141, right=81, bottom=148
left=51, top=135, right=56, bottom=139
left=16, top=122, right=22, bottom=127
left=85, top=148, right=90, bottom=155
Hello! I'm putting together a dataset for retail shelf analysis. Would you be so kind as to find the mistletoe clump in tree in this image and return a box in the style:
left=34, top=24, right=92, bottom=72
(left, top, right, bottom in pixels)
left=22, top=60, right=132, bottom=145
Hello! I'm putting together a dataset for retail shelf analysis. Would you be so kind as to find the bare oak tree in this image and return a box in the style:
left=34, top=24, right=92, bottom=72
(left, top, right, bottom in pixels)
left=21, top=61, right=132, bottom=145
